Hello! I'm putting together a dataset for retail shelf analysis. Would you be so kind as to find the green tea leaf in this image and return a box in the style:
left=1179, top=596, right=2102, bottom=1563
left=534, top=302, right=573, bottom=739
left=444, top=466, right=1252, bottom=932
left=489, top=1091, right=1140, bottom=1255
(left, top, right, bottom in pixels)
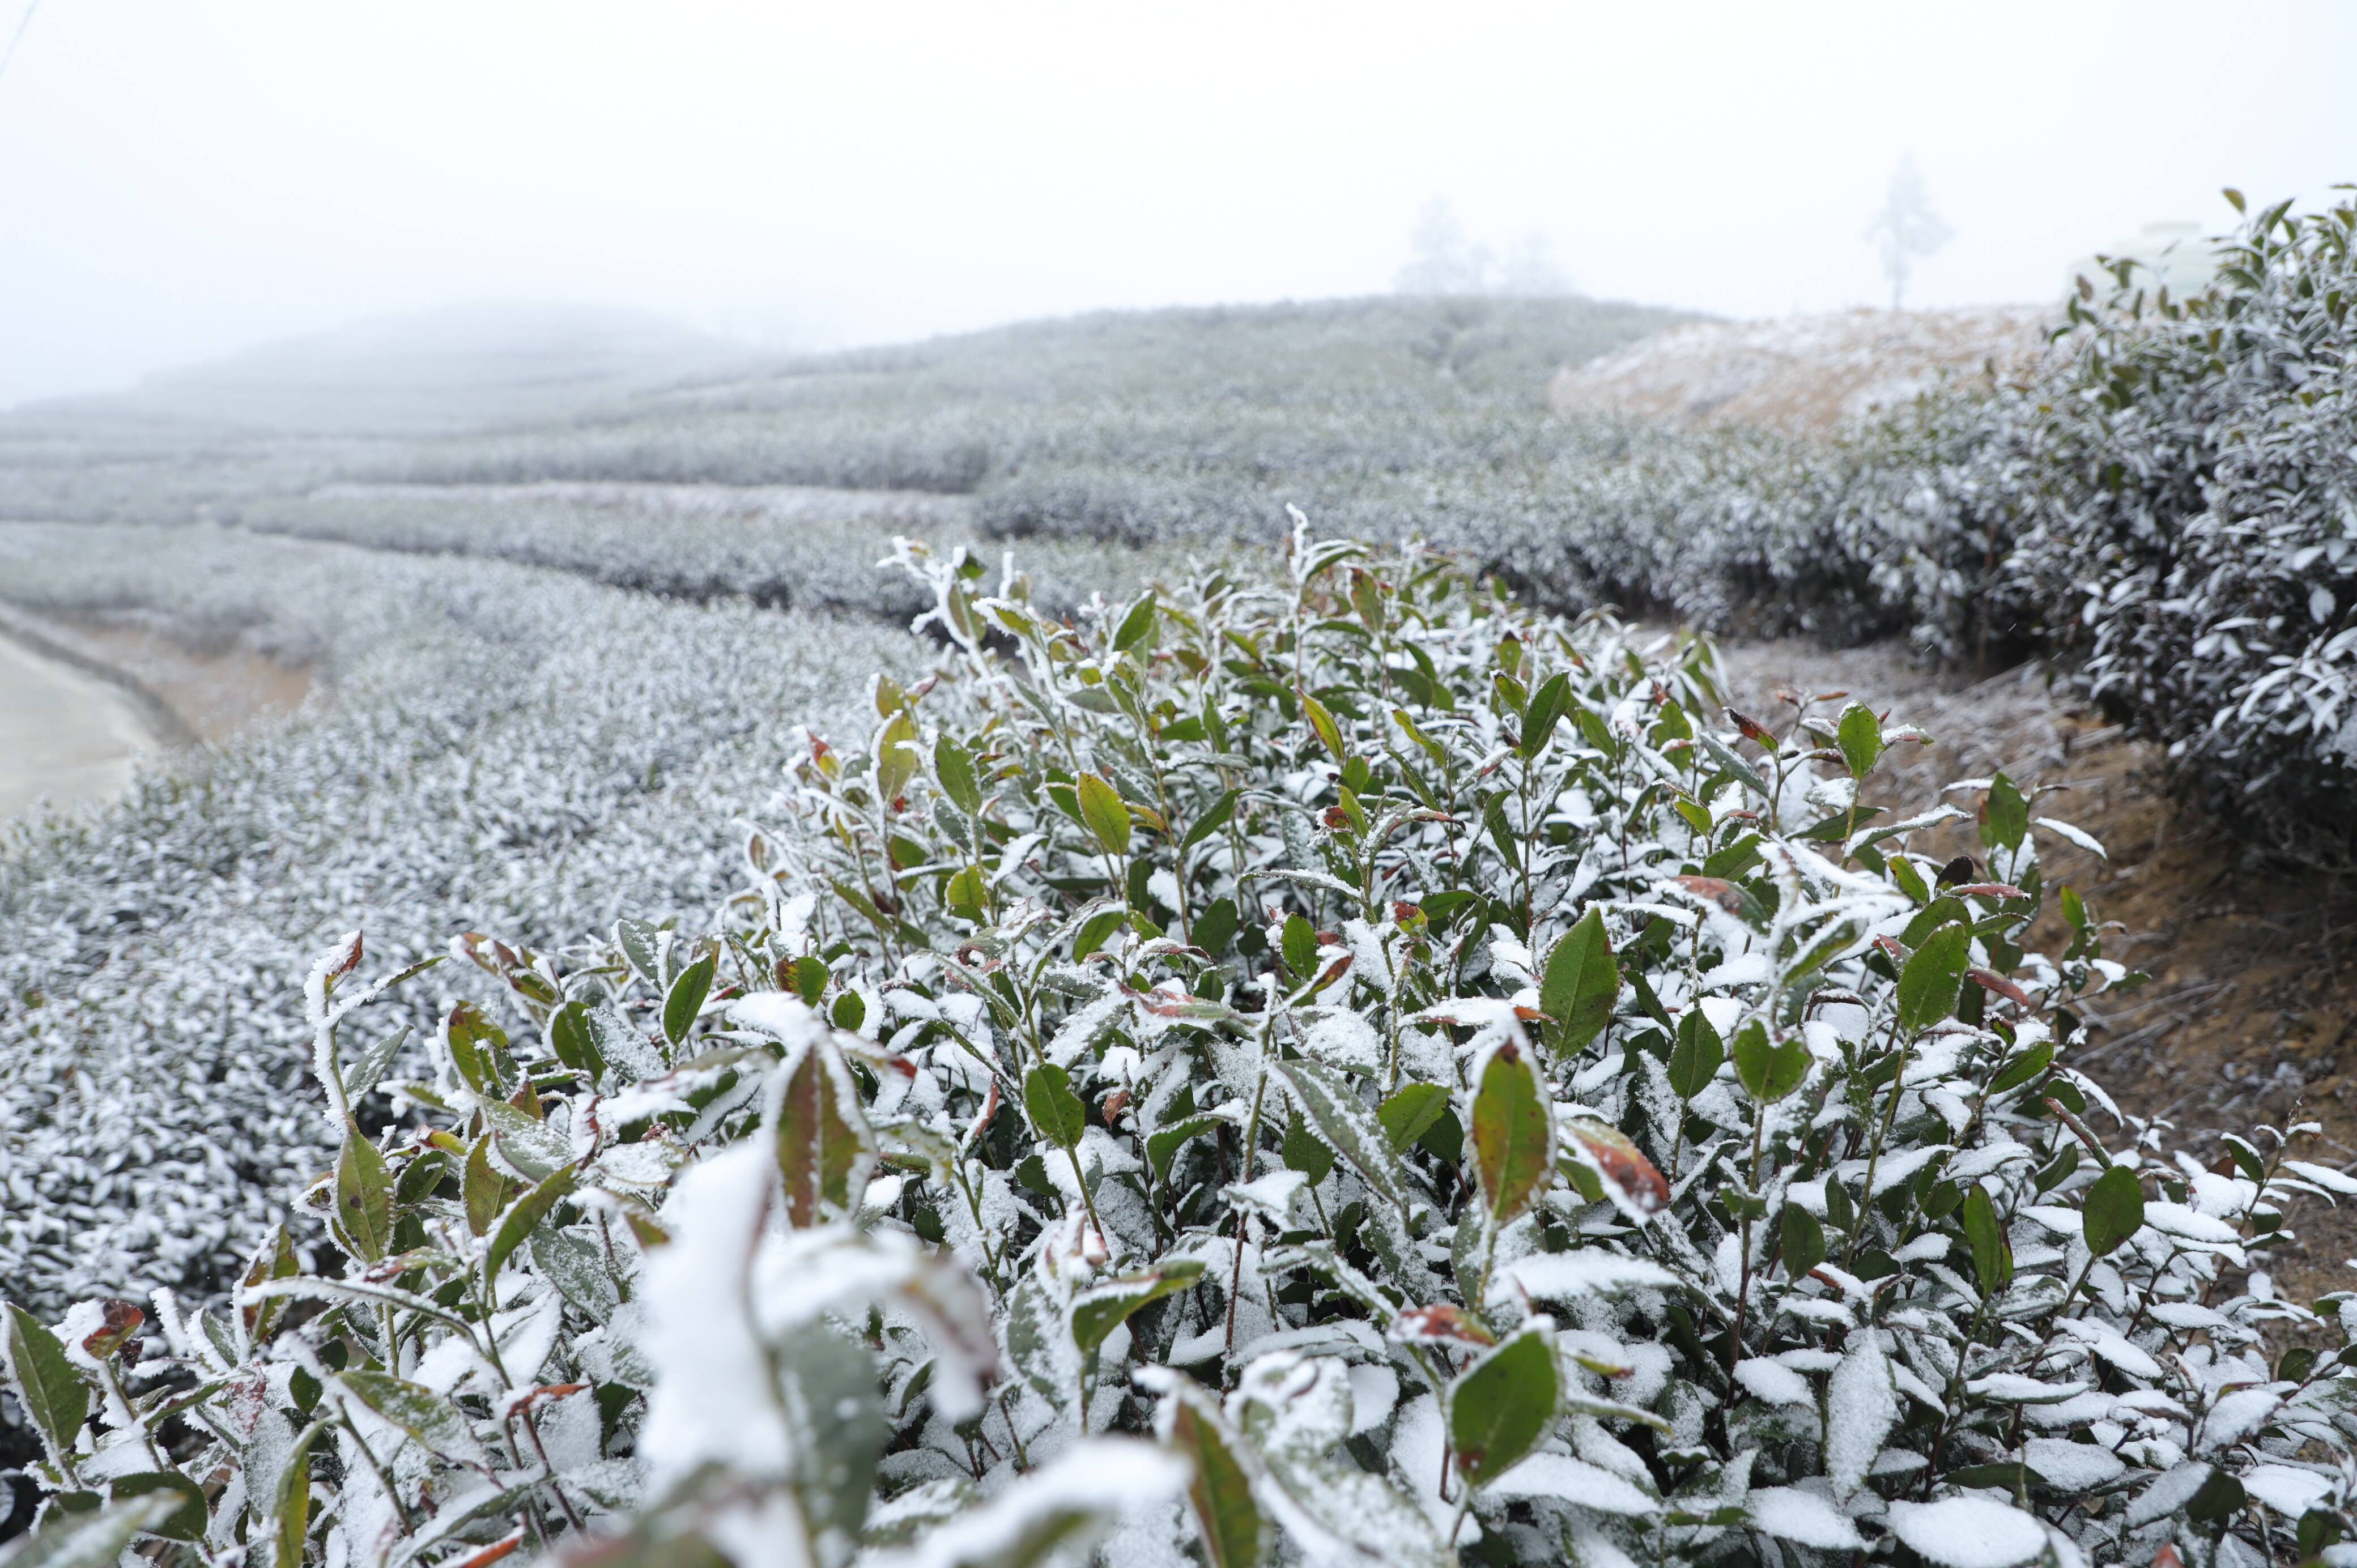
left=1520, top=672, right=1572, bottom=759
left=1449, top=1324, right=1559, bottom=1488
left=1667, top=1008, right=1724, bottom=1101
left=335, top=1129, right=393, bottom=1263
left=1148, top=1115, right=1222, bottom=1181
left=1280, top=912, right=1326, bottom=983
left=663, top=951, right=716, bottom=1048
left=1781, top=1203, right=1826, bottom=1278
left=104, top=1475, right=206, bottom=1543
left=1168, top=1397, right=1268, bottom=1568
left=1071, top=1262, right=1207, bottom=1354
left=1981, top=772, right=2029, bottom=853
left=1897, top=923, right=1972, bottom=1036
left=1077, top=772, right=1133, bottom=858
left=487, top=1166, right=577, bottom=1286
left=1960, top=1184, right=2013, bottom=1296
left=1299, top=690, right=1346, bottom=761
left=1113, top=591, right=1160, bottom=653
left=2083, top=1164, right=2146, bottom=1257
left=462, top=1136, right=508, bottom=1238
left=1539, top=907, right=1619, bottom=1056
left=271, top=1420, right=328, bottom=1568
left=1024, top=1063, right=1088, bottom=1151
left=1731, top=1021, right=1809, bottom=1104
left=874, top=710, right=921, bottom=803
left=1282, top=1114, right=1337, bottom=1186
left=775, top=1321, right=887, bottom=1556
left=1181, top=789, right=1239, bottom=854
left=3, top=1304, right=89, bottom=1468
left=935, top=735, right=983, bottom=814
left=1837, top=703, right=1884, bottom=779
left=1378, top=1083, right=1450, bottom=1153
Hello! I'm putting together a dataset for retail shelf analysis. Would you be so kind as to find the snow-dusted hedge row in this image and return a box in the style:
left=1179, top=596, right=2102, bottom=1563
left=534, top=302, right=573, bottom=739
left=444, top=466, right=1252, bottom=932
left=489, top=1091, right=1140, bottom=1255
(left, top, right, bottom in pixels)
left=1996, top=194, right=2357, bottom=860
left=235, top=484, right=1206, bottom=623
left=1547, top=195, right=2357, bottom=863
left=0, top=522, right=911, bottom=1318
left=11, top=527, right=2354, bottom=1568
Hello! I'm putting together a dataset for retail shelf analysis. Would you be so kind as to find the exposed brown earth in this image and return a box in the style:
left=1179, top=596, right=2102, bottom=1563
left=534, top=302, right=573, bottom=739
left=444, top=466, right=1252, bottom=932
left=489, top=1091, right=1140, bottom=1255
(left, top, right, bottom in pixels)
left=0, top=604, right=311, bottom=747
left=1552, top=305, right=2054, bottom=438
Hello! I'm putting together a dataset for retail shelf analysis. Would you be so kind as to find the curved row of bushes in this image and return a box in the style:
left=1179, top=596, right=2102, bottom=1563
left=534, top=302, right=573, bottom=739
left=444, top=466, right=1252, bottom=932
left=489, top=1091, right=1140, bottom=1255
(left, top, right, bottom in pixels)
left=9, top=532, right=2353, bottom=1567
left=1513, top=194, right=2357, bottom=867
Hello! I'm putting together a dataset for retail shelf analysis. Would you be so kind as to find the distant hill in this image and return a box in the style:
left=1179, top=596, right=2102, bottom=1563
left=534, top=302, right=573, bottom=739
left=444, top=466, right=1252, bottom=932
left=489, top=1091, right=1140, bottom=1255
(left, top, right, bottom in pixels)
left=33, top=304, right=754, bottom=437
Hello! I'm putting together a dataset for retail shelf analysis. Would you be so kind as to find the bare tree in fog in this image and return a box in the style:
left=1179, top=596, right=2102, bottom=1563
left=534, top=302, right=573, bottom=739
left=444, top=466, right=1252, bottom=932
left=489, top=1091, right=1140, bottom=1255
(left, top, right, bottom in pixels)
left=1497, top=229, right=1572, bottom=296
left=1397, top=202, right=1571, bottom=296
left=1396, top=199, right=1483, bottom=294
left=1865, top=154, right=1952, bottom=309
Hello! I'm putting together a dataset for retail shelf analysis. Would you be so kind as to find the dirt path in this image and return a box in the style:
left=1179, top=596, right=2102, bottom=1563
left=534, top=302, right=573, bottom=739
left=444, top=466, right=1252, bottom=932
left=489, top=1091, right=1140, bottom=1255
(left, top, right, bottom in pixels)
left=1713, top=636, right=2357, bottom=1303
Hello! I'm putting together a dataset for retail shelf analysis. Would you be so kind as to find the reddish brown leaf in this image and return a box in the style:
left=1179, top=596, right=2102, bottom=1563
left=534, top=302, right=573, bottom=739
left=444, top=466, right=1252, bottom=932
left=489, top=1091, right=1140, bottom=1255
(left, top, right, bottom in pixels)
left=1968, top=969, right=2036, bottom=1009
left=1390, top=1304, right=1497, bottom=1347
left=1562, top=1121, right=1670, bottom=1215
left=1727, top=709, right=1773, bottom=744
left=1102, top=1088, right=1133, bottom=1127
left=1672, top=876, right=1747, bottom=915
left=79, top=1299, right=143, bottom=1360
left=1950, top=883, right=2028, bottom=900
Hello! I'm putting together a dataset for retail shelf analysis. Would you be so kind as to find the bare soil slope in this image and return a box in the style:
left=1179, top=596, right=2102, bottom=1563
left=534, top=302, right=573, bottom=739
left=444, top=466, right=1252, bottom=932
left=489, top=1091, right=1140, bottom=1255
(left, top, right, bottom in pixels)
left=1552, top=305, right=2053, bottom=437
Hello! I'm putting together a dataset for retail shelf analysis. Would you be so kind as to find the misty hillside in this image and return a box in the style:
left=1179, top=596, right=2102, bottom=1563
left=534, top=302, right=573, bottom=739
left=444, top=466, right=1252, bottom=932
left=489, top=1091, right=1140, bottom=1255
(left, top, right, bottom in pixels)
left=25, top=302, right=752, bottom=437
left=0, top=293, right=1696, bottom=535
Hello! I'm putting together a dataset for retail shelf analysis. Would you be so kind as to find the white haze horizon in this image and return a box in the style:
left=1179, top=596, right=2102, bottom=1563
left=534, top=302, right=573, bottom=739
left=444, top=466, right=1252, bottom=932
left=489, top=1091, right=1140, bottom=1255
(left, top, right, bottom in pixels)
left=2, top=0, right=2352, bottom=411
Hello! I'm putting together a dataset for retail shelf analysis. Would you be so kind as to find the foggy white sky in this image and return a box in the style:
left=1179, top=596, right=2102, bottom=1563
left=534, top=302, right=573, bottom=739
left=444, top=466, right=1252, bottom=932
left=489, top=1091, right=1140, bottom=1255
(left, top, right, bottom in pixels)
left=2, top=0, right=2352, bottom=408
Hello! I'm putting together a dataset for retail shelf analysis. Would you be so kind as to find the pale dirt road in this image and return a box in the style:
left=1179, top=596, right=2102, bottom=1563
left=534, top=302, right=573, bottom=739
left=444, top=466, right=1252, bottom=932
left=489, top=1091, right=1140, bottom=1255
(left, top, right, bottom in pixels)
left=0, top=632, right=154, bottom=820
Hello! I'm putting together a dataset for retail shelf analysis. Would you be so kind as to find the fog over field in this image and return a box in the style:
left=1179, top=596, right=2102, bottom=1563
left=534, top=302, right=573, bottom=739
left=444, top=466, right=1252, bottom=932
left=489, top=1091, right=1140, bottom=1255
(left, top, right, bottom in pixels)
left=4, top=7, right=2357, bottom=1566
left=4, top=1, right=2354, bottom=408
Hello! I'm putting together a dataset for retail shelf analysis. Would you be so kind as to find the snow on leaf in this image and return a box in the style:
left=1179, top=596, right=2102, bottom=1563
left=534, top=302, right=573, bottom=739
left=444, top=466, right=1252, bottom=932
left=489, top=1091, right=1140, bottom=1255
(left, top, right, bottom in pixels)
left=1733, top=1358, right=1813, bottom=1408
left=1745, top=1486, right=1863, bottom=1550
left=1496, top=1251, right=1678, bottom=1309
left=2239, top=1463, right=2335, bottom=1520
left=1967, top=1374, right=2088, bottom=1405
left=2021, top=1437, right=2125, bottom=1494
left=1484, top=1452, right=1660, bottom=1516
left=1885, top=1496, right=2048, bottom=1568
left=863, top=1439, right=1189, bottom=1568
left=1824, top=1337, right=1897, bottom=1495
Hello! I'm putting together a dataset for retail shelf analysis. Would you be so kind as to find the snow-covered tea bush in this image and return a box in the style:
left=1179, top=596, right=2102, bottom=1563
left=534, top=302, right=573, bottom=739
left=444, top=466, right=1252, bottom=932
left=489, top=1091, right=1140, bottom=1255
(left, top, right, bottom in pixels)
left=235, top=483, right=1206, bottom=623
left=1995, top=191, right=2357, bottom=862
left=12, top=526, right=2357, bottom=1568
left=0, top=523, right=912, bottom=1320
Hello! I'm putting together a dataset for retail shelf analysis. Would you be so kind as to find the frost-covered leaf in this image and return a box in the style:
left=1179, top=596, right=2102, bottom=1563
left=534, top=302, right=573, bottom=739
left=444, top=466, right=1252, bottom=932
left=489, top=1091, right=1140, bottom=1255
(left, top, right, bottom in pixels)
left=773, top=1036, right=877, bottom=1225
left=1470, top=1039, right=1553, bottom=1228
left=0, top=1495, right=184, bottom=1568
left=865, top=1439, right=1186, bottom=1568
left=2, top=1305, right=89, bottom=1468
left=1271, top=1056, right=1405, bottom=1210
